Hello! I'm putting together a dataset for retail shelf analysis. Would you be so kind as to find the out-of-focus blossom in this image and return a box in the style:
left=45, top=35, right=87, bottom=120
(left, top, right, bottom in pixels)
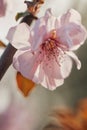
left=0, top=0, right=7, bottom=17
left=7, top=8, right=87, bottom=90
left=2, top=0, right=26, bottom=16
left=44, top=98, right=87, bottom=130
left=0, top=101, right=31, bottom=130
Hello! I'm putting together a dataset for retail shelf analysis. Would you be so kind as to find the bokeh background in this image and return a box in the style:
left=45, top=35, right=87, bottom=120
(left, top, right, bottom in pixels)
left=0, top=0, right=87, bottom=130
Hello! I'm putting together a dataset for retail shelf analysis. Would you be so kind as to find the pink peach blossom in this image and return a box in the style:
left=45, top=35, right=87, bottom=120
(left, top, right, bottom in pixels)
left=7, top=9, right=87, bottom=90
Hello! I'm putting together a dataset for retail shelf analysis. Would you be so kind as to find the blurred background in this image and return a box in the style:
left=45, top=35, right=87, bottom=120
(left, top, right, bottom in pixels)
left=0, top=0, right=87, bottom=130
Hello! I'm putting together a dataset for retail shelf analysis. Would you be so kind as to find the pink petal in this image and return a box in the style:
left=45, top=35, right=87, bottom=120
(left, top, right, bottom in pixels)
left=42, top=57, right=63, bottom=79
left=44, top=8, right=53, bottom=18
left=6, top=23, right=30, bottom=49
left=31, top=20, right=46, bottom=51
left=66, top=51, right=81, bottom=70
left=13, top=50, right=42, bottom=79
left=60, top=54, right=72, bottom=78
left=31, top=8, right=59, bottom=51
left=32, top=64, right=49, bottom=87
left=46, top=77, right=64, bottom=90
left=60, top=9, right=81, bottom=25
left=57, top=23, right=87, bottom=50
left=33, top=63, right=64, bottom=90
left=31, top=9, right=52, bottom=51
left=43, top=76, right=64, bottom=90
left=44, top=8, right=58, bottom=33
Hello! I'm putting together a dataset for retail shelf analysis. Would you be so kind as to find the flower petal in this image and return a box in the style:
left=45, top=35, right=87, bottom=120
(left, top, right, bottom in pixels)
left=66, top=51, right=81, bottom=70
left=60, top=9, right=81, bottom=25
left=44, top=8, right=53, bottom=18
left=44, top=8, right=58, bottom=33
left=42, top=57, right=63, bottom=79
left=57, top=23, right=87, bottom=50
left=43, top=76, right=64, bottom=90
left=31, top=19, right=46, bottom=51
left=60, top=54, right=72, bottom=78
left=33, top=63, right=64, bottom=90
left=31, top=8, right=59, bottom=51
left=13, top=50, right=41, bottom=79
left=6, top=23, right=30, bottom=49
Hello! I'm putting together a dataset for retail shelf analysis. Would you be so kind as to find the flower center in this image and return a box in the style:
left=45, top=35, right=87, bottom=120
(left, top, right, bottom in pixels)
left=43, top=38, right=57, bottom=51
left=41, top=30, right=60, bottom=60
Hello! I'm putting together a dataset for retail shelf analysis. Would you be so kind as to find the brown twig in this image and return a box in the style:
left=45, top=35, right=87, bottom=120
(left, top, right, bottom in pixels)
left=0, top=44, right=17, bottom=80
left=0, top=0, right=44, bottom=80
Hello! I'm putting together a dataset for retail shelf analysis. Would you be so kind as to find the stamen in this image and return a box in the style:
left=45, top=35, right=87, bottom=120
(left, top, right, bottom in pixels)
left=41, top=37, right=60, bottom=61
left=40, top=30, right=67, bottom=66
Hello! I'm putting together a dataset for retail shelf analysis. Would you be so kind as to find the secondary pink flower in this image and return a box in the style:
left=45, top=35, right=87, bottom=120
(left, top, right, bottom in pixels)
left=0, top=0, right=7, bottom=17
left=7, top=9, right=87, bottom=90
